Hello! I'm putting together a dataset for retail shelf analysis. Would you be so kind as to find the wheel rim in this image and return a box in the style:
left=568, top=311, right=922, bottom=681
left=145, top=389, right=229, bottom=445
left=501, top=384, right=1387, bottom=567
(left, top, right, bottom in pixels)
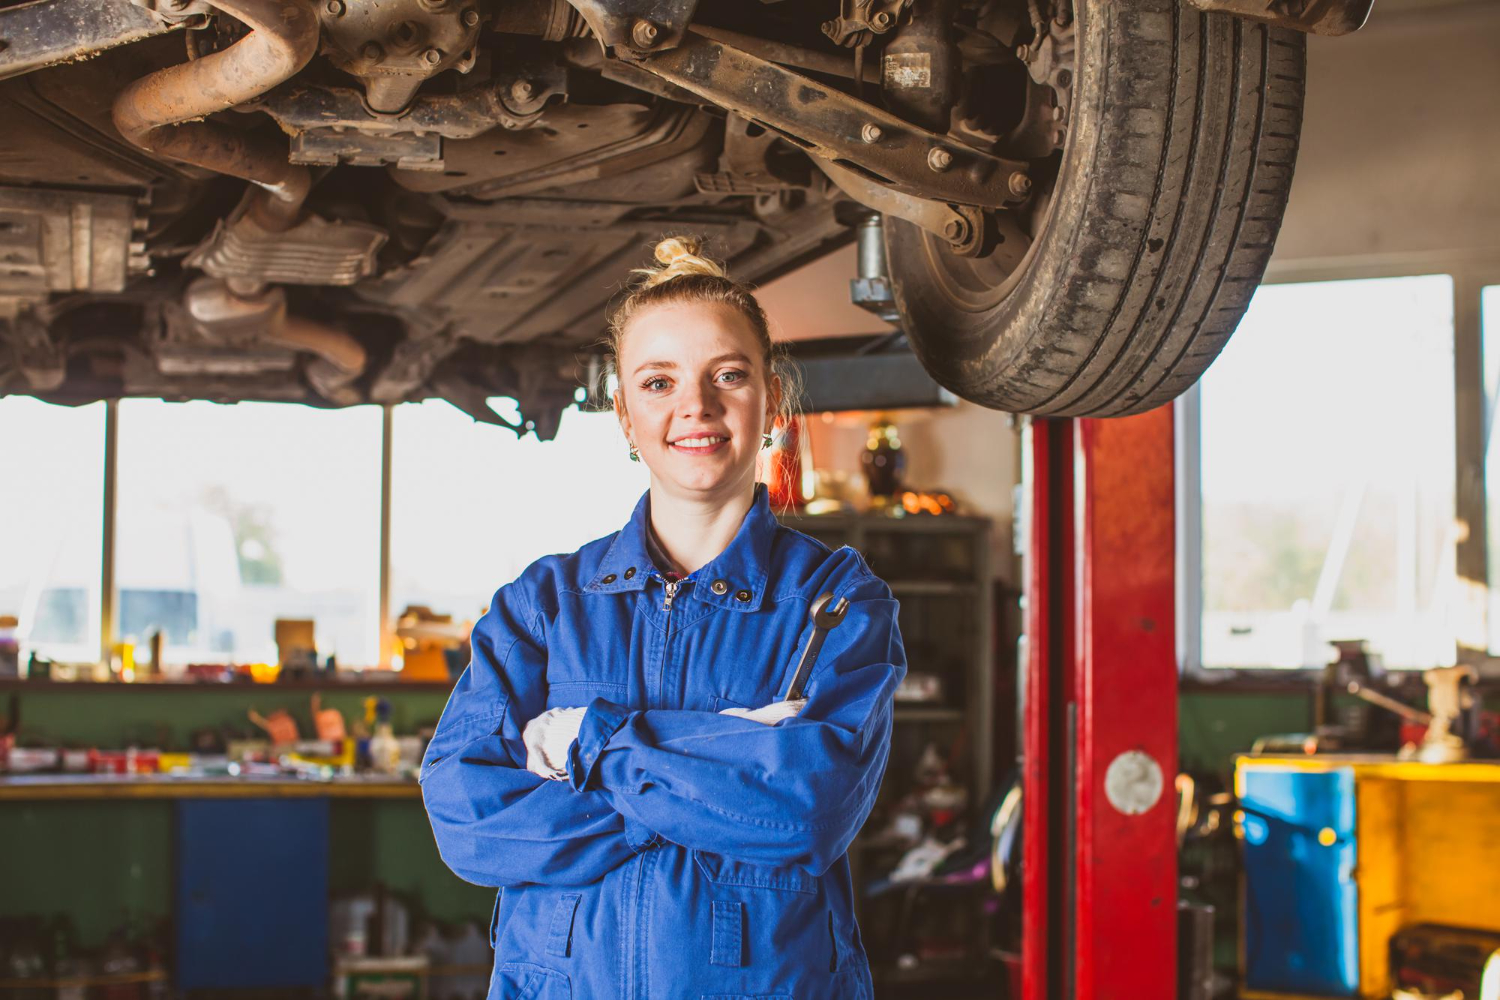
left=893, top=2, right=1077, bottom=317
left=903, top=198, right=1048, bottom=314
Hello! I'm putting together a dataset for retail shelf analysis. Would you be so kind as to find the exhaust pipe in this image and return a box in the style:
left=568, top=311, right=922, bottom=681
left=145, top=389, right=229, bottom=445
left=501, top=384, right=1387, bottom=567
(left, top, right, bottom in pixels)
left=183, top=278, right=368, bottom=403
left=111, top=0, right=320, bottom=230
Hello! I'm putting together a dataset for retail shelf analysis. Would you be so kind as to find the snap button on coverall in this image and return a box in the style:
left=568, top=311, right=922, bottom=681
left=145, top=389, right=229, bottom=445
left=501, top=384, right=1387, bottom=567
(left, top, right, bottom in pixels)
left=421, top=484, right=907, bottom=1000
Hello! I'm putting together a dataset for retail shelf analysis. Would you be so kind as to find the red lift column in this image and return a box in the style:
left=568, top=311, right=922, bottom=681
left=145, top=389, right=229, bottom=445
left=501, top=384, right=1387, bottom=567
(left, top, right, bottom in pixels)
left=1021, top=409, right=1179, bottom=1000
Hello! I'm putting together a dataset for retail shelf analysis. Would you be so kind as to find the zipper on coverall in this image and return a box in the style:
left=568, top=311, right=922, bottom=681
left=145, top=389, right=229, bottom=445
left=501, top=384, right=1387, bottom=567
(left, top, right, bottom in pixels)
left=630, top=574, right=681, bottom=999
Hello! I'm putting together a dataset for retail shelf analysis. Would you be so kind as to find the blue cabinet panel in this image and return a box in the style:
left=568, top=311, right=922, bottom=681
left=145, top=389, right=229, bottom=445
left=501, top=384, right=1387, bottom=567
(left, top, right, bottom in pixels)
left=175, top=798, right=329, bottom=990
left=1241, top=767, right=1359, bottom=996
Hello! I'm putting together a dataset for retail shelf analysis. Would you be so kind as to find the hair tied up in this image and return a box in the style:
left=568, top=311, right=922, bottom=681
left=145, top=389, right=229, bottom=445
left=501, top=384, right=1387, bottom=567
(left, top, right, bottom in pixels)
left=632, top=235, right=725, bottom=290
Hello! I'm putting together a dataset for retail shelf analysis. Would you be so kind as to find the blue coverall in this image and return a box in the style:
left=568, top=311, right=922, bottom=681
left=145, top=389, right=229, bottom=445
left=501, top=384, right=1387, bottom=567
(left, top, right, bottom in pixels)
left=420, top=484, right=907, bottom=999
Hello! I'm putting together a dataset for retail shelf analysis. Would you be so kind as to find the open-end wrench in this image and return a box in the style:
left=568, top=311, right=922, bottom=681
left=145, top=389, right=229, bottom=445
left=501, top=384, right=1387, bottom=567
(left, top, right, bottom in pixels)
left=781, top=591, right=851, bottom=701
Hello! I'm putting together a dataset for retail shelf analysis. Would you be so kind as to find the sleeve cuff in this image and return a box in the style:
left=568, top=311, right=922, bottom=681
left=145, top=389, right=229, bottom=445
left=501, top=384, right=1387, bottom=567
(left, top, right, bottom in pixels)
left=624, top=817, right=662, bottom=853
left=566, top=696, right=633, bottom=792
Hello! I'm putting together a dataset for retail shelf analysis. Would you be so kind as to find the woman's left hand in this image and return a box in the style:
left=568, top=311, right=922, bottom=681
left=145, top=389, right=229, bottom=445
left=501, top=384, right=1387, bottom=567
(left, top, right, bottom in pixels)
left=717, top=698, right=807, bottom=726
left=522, top=706, right=588, bottom=780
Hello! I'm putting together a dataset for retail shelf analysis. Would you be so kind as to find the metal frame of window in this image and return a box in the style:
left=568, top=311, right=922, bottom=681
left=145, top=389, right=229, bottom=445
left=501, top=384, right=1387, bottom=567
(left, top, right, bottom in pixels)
left=1180, top=251, right=1500, bottom=680
left=378, top=404, right=394, bottom=668
left=100, top=399, right=119, bottom=666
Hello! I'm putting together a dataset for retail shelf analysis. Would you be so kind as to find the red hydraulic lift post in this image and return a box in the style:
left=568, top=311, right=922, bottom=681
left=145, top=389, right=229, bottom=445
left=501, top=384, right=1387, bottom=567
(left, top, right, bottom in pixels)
left=1021, top=408, right=1179, bottom=1000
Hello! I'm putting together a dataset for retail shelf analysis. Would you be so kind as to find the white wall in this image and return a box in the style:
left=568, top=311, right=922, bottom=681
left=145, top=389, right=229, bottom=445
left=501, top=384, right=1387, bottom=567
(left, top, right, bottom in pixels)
left=798, top=404, right=1022, bottom=571
left=1269, top=0, right=1500, bottom=270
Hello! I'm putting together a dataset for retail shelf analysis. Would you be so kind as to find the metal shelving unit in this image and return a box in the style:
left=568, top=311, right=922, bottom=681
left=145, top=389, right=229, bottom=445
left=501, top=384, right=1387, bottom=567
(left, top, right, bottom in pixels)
left=778, top=510, right=997, bottom=990
left=778, top=510, right=994, bottom=801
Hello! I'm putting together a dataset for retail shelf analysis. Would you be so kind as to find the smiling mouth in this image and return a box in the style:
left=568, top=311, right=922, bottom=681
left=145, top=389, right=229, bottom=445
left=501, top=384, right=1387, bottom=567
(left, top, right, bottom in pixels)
left=670, top=435, right=730, bottom=453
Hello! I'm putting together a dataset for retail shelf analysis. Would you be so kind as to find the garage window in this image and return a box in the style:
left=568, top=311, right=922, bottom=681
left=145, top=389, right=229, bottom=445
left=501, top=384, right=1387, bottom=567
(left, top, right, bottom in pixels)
left=115, top=400, right=383, bottom=666
left=1195, top=274, right=1457, bottom=670
left=1485, top=284, right=1500, bottom=654
left=389, top=399, right=646, bottom=629
left=0, top=397, right=106, bottom=663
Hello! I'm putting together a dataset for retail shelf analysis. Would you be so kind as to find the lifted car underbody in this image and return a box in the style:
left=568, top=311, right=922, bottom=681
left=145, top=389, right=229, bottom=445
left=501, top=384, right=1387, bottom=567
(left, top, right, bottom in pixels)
left=0, top=0, right=1371, bottom=437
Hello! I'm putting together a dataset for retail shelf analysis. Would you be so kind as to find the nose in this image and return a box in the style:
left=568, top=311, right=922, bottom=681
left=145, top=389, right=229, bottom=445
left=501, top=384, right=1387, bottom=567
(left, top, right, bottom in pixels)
left=676, top=375, right=721, bottom=419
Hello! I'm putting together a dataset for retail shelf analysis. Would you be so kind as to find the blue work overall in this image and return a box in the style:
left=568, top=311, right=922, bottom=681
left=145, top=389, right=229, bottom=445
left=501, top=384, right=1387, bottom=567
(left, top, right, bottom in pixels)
left=420, top=484, right=906, bottom=999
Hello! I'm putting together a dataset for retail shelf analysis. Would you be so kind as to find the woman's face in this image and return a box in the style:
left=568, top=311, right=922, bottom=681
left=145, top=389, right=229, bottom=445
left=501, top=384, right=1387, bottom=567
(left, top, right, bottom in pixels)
left=614, top=300, right=778, bottom=503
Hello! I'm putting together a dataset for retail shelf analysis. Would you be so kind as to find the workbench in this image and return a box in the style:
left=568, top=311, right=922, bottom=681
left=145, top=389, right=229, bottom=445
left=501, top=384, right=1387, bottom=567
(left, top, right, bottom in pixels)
left=1235, top=754, right=1500, bottom=999
left=1, top=773, right=422, bottom=992
left=0, top=772, right=419, bottom=800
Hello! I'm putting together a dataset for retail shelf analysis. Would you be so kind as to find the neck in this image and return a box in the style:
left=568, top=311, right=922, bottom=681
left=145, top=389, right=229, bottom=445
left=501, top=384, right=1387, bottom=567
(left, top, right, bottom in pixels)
left=647, top=478, right=757, bottom=577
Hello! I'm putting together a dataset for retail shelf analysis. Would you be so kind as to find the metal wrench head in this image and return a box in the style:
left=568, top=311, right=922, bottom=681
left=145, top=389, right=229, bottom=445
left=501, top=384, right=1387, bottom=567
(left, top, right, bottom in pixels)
left=810, top=592, right=850, bottom=628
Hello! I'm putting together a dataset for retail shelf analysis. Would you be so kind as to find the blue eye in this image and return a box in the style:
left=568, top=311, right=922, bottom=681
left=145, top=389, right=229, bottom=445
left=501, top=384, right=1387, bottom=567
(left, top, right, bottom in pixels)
left=641, top=376, right=670, bottom=392
left=718, top=370, right=746, bottom=384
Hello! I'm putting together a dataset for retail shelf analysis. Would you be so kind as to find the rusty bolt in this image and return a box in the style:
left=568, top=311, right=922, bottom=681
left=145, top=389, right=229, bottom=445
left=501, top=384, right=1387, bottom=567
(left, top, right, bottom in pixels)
left=324, top=0, right=343, bottom=14
left=943, top=218, right=965, bottom=241
left=1008, top=171, right=1032, bottom=197
left=510, top=78, right=534, bottom=102
left=927, top=147, right=953, bottom=172
left=461, top=8, right=478, bottom=26
left=860, top=123, right=883, bottom=144
left=872, top=10, right=892, bottom=29
left=421, top=46, right=442, bottom=65
left=631, top=18, right=659, bottom=47
left=361, top=41, right=384, bottom=62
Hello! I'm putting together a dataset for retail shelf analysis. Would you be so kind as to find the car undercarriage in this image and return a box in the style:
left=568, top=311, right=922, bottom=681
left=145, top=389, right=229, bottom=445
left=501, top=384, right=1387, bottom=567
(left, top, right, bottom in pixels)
left=0, top=0, right=1371, bottom=437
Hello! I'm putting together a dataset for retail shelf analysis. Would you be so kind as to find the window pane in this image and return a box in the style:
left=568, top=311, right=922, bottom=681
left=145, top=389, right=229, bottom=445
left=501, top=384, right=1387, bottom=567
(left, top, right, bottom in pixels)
left=116, top=400, right=382, bottom=666
left=1484, top=285, right=1500, bottom=654
left=0, top=397, right=105, bottom=663
left=391, top=401, right=648, bottom=628
left=1200, top=275, right=1455, bottom=669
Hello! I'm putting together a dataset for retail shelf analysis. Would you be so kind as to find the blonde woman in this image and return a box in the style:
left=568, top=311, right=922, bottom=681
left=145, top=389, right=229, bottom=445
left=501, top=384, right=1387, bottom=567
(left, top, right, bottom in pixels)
left=421, top=236, right=906, bottom=999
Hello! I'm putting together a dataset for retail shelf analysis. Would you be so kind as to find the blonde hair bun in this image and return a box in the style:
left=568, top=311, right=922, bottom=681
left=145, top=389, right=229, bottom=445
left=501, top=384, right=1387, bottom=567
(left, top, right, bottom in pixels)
left=636, top=235, right=726, bottom=289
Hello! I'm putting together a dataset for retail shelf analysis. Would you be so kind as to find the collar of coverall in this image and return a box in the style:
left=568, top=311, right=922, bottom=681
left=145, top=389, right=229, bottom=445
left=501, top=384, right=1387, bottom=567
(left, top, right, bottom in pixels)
left=583, top=482, right=775, bottom=612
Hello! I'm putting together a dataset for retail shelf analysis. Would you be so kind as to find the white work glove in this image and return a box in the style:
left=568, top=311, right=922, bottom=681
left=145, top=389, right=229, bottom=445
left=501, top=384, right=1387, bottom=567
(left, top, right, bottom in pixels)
left=718, top=698, right=807, bottom=726
left=522, top=706, right=587, bottom=780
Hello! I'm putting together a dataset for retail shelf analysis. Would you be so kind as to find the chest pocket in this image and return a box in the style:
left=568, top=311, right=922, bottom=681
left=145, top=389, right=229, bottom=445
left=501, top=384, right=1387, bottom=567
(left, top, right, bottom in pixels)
left=693, top=851, right=814, bottom=895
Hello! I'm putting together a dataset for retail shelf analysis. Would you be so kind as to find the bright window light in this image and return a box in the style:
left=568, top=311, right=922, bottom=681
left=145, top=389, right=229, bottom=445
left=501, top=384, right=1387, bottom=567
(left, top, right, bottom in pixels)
left=390, top=400, right=648, bottom=628
left=1200, top=275, right=1456, bottom=670
left=115, top=399, right=383, bottom=667
left=0, top=397, right=106, bottom=664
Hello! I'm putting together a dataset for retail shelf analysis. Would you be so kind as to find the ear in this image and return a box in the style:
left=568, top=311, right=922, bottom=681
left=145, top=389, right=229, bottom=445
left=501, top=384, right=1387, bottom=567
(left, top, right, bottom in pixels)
left=766, top=372, right=783, bottom=431
left=613, top=388, right=633, bottom=443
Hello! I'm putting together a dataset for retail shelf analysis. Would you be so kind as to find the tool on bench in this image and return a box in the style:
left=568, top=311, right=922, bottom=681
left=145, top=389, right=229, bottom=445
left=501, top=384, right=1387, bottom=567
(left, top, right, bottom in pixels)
left=782, top=592, right=851, bottom=701
left=1348, top=665, right=1478, bottom=764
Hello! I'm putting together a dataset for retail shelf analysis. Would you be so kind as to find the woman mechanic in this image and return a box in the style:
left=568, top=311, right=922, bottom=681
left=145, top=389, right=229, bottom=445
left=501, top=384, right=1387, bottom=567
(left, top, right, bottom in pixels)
left=420, top=236, right=907, bottom=999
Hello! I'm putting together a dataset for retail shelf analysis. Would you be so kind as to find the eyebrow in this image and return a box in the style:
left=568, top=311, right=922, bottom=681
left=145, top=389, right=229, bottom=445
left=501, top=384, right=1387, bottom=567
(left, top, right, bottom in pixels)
left=632, top=352, right=753, bottom=376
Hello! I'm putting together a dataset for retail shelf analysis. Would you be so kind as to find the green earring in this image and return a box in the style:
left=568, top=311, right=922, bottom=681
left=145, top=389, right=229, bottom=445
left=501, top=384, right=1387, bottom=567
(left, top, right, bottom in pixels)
left=761, top=433, right=773, bottom=450
left=628, top=443, right=640, bottom=462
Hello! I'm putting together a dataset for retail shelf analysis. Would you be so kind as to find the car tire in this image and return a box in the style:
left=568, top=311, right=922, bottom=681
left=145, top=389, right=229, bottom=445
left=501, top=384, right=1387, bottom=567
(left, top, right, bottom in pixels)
left=885, top=0, right=1306, bottom=417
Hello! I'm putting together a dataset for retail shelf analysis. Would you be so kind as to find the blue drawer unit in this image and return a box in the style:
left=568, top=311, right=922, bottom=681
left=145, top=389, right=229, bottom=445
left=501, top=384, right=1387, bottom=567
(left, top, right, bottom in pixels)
left=1239, top=766, right=1359, bottom=996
